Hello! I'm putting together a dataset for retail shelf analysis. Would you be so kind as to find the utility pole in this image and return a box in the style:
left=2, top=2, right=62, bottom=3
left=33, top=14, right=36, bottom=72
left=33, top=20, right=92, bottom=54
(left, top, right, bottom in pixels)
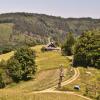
left=58, top=65, right=64, bottom=88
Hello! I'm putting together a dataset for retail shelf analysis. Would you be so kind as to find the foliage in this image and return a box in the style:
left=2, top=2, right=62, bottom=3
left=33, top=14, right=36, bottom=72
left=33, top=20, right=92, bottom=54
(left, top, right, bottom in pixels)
left=0, top=13, right=100, bottom=49
left=0, top=45, right=70, bottom=88
left=61, top=32, right=75, bottom=56
left=41, top=46, right=47, bottom=52
left=6, top=47, right=36, bottom=82
left=0, top=69, right=5, bottom=88
left=0, top=60, right=7, bottom=69
left=2, top=47, right=12, bottom=54
left=73, top=31, right=100, bottom=68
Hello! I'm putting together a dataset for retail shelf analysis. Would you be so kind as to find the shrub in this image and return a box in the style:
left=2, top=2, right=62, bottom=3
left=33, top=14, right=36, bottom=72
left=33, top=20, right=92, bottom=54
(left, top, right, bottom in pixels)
left=0, top=60, right=7, bottom=69
left=6, top=47, right=37, bottom=82
left=2, top=47, right=12, bottom=54
left=95, top=59, right=100, bottom=69
left=0, top=69, right=5, bottom=88
left=41, top=46, right=47, bottom=52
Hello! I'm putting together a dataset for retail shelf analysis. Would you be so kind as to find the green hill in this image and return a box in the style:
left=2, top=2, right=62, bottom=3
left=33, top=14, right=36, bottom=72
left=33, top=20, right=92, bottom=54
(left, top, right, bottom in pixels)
left=0, top=45, right=88, bottom=100
left=0, top=12, right=100, bottom=53
left=0, top=23, right=13, bottom=42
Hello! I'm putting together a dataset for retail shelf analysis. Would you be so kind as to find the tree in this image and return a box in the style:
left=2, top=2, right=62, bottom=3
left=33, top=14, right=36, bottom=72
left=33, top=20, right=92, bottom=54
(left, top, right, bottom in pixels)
left=6, top=47, right=36, bottom=82
left=61, top=32, right=75, bottom=56
left=73, top=31, right=100, bottom=68
left=0, top=69, right=5, bottom=88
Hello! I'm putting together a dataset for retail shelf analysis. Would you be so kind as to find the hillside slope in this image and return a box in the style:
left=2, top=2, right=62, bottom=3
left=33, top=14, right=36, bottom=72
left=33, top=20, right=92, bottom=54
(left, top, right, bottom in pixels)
left=0, top=13, right=100, bottom=52
left=0, top=45, right=89, bottom=100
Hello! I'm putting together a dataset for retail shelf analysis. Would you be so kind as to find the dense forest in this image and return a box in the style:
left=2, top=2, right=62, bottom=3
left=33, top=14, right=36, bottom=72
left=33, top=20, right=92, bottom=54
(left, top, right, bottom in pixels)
left=73, top=31, right=100, bottom=68
left=61, top=31, right=100, bottom=68
left=0, top=12, right=100, bottom=53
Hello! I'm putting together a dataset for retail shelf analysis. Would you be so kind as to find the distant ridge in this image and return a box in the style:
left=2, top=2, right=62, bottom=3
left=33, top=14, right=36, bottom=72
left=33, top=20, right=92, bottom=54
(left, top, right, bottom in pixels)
left=0, top=12, right=100, bottom=48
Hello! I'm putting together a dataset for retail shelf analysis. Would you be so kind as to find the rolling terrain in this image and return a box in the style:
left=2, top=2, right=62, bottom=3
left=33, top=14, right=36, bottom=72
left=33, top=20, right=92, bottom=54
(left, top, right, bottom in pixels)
left=0, top=45, right=93, bottom=100
left=0, top=12, right=100, bottom=53
left=61, top=67, right=100, bottom=99
left=0, top=13, right=100, bottom=100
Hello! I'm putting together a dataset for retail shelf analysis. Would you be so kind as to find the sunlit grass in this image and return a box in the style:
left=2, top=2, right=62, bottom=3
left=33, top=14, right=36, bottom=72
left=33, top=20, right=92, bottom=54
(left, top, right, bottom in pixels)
left=0, top=45, right=70, bottom=71
left=0, top=51, right=14, bottom=61
left=0, top=45, right=89, bottom=100
left=61, top=67, right=100, bottom=99
left=0, top=91, right=86, bottom=100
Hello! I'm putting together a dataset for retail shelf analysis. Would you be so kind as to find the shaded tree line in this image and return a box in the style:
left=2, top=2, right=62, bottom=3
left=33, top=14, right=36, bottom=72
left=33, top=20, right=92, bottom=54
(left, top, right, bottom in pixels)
left=62, top=31, right=100, bottom=68
left=0, top=47, right=36, bottom=88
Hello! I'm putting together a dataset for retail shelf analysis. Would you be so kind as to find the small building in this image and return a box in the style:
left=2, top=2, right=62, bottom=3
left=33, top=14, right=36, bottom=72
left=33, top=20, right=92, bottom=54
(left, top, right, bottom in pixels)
left=42, top=37, right=60, bottom=51
left=45, top=42, right=60, bottom=51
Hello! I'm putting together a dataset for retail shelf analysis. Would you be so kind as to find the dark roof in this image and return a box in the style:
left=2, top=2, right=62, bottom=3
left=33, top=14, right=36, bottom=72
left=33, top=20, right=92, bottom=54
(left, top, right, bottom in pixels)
left=47, top=42, right=56, bottom=48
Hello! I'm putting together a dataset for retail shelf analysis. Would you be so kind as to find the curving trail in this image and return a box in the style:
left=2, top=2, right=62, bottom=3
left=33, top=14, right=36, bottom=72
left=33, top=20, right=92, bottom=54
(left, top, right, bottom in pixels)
left=43, top=68, right=80, bottom=91
left=0, top=50, right=92, bottom=100
left=33, top=91, right=92, bottom=100
left=29, top=68, right=92, bottom=100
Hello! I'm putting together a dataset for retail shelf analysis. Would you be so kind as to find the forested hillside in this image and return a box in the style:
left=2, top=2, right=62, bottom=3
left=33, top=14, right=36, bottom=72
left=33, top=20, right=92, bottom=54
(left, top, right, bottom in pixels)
left=0, top=12, right=100, bottom=53
left=73, top=31, right=100, bottom=68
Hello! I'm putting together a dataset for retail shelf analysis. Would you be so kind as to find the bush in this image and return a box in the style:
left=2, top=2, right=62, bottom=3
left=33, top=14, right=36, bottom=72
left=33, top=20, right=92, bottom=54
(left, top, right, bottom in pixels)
left=0, top=69, right=5, bottom=88
left=95, top=59, right=100, bottom=69
left=41, top=46, right=47, bottom=52
left=0, top=60, right=12, bottom=87
left=0, top=60, right=7, bottom=69
left=2, top=47, right=12, bottom=54
left=62, top=46, right=72, bottom=56
left=6, top=47, right=37, bottom=82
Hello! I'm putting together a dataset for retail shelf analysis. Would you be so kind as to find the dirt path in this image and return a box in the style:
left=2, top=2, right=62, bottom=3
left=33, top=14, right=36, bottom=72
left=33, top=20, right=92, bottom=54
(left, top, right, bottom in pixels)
left=42, top=68, right=80, bottom=91
left=29, top=68, right=92, bottom=100
left=33, top=90, right=92, bottom=100
left=0, top=50, right=92, bottom=100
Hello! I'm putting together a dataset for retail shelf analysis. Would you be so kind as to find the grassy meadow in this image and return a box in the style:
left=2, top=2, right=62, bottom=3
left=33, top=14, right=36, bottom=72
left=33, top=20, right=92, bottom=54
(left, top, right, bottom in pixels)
left=0, top=45, right=70, bottom=71
left=0, top=92, right=86, bottom=100
left=0, top=45, right=95, bottom=100
left=60, top=67, right=100, bottom=99
left=31, top=45, right=70, bottom=71
left=0, top=45, right=72, bottom=91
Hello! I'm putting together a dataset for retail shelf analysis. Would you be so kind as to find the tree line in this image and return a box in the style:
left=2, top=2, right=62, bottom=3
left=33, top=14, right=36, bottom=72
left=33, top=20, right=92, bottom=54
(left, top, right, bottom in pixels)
left=0, top=47, right=36, bottom=88
left=61, top=31, right=100, bottom=69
